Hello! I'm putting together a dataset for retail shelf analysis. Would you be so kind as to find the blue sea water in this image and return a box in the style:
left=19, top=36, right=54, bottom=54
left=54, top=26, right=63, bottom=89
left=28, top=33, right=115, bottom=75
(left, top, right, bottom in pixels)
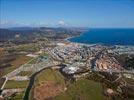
left=69, top=28, right=134, bottom=45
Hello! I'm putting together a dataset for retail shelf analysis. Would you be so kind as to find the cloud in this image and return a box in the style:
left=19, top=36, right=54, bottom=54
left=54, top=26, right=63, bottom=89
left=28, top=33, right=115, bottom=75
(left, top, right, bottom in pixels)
left=58, top=20, right=65, bottom=26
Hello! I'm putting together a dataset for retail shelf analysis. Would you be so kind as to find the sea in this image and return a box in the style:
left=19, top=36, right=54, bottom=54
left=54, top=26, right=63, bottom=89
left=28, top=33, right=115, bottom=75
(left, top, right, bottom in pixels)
left=69, top=28, right=134, bottom=46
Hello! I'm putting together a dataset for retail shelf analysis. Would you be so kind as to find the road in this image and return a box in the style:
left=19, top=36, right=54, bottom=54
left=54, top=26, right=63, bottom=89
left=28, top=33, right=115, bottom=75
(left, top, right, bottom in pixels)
left=93, top=69, right=134, bottom=74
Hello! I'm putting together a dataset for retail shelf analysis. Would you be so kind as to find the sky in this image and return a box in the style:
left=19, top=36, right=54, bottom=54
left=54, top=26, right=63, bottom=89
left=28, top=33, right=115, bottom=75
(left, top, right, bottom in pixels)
left=0, top=0, right=134, bottom=28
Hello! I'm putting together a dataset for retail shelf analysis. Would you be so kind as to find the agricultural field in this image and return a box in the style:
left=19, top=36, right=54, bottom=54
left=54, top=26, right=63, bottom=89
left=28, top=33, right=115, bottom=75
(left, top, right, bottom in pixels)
left=7, top=43, right=40, bottom=52
left=0, top=55, right=32, bottom=78
left=4, top=80, right=29, bottom=89
left=10, top=55, right=32, bottom=67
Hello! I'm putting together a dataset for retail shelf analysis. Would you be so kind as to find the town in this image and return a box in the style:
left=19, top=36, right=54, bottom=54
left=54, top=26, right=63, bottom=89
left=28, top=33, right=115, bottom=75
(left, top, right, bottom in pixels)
left=0, top=36, right=134, bottom=100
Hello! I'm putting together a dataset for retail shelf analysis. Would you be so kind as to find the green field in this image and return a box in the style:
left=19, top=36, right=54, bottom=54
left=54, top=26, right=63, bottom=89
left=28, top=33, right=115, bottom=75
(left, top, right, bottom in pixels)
left=7, top=43, right=39, bottom=52
left=55, top=79, right=104, bottom=100
left=32, top=68, right=104, bottom=100
left=29, top=68, right=65, bottom=100
left=4, top=80, right=29, bottom=89
left=35, top=68, right=65, bottom=86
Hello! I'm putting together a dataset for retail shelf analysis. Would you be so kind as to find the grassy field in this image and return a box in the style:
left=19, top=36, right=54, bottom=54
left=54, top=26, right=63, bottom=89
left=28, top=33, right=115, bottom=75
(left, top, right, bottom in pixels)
left=17, top=71, right=33, bottom=76
left=8, top=43, right=39, bottom=52
left=4, top=80, right=29, bottom=89
left=55, top=79, right=104, bottom=100
left=35, top=68, right=65, bottom=86
left=29, top=68, right=65, bottom=100
left=30, top=68, right=104, bottom=100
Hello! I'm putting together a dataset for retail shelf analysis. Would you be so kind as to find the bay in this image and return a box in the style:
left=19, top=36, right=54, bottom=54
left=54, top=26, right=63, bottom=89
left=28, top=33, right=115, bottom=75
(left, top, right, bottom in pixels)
left=69, top=28, right=134, bottom=45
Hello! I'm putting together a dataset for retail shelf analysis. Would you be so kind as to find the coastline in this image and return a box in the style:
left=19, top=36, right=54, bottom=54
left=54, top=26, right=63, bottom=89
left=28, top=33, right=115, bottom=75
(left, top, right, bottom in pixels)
left=64, top=28, right=134, bottom=47
left=65, top=29, right=89, bottom=43
left=65, top=36, right=97, bottom=47
left=65, top=35, right=134, bottom=47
